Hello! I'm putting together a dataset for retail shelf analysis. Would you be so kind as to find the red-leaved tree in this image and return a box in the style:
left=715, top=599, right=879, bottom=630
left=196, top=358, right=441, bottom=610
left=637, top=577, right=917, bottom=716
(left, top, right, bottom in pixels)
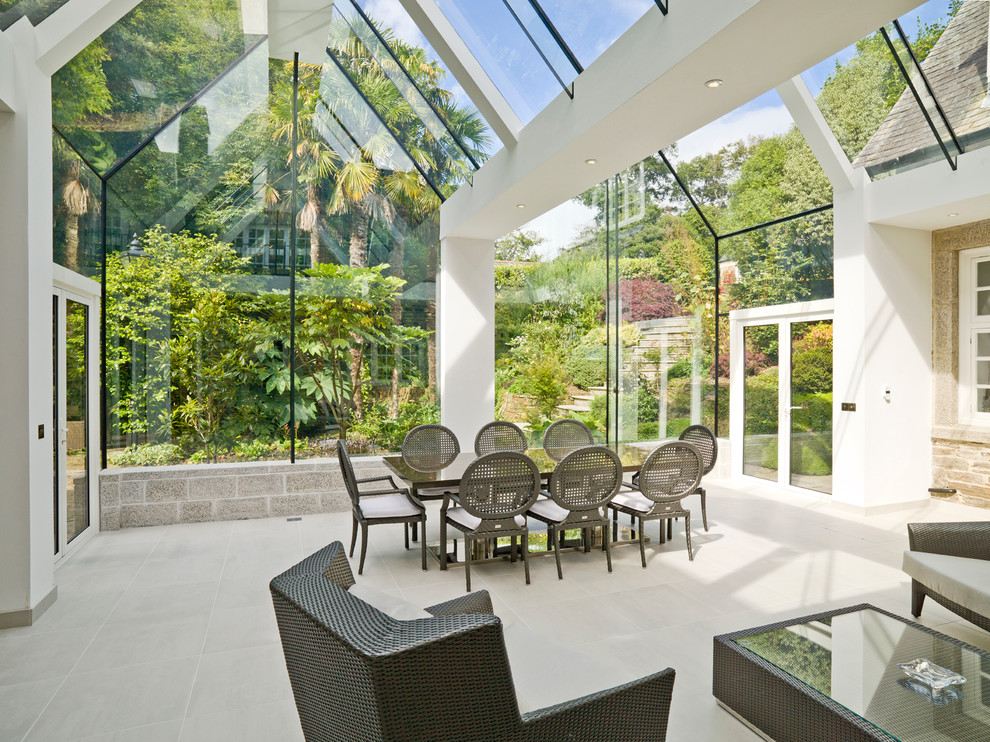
left=597, top=278, right=690, bottom=323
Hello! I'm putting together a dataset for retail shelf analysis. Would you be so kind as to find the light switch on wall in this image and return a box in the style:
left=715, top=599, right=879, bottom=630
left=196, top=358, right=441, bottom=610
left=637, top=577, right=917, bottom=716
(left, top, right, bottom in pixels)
left=882, top=386, right=891, bottom=402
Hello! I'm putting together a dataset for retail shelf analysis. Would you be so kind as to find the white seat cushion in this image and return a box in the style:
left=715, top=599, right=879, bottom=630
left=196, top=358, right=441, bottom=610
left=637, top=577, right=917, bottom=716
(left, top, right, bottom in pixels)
left=502, top=623, right=639, bottom=713
left=447, top=507, right=525, bottom=532
left=359, top=494, right=421, bottom=519
left=348, top=583, right=432, bottom=620
left=528, top=497, right=569, bottom=523
left=610, top=490, right=653, bottom=513
left=903, top=550, right=990, bottom=619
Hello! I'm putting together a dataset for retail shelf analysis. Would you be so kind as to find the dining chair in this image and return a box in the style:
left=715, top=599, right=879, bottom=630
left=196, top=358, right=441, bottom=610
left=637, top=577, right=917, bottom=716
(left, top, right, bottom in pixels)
left=474, top=420, right=528, bottom=455
left=678, top=424, right=717, bottom=531
left=542, top=419, right=595, bottom=462
left=609, top=441, right=702, bottom=565
left=441, top=451, right=541, bottom=591
left=527, top=445, right=623, bottom=579
left=337, top=439, right=427, bottom=574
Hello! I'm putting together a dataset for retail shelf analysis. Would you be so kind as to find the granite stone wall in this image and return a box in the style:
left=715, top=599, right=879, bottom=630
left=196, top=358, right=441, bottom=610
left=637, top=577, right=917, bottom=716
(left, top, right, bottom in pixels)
left=931, top=219, right=990, bottom=506
left=99, top=457, right=393, bottom=530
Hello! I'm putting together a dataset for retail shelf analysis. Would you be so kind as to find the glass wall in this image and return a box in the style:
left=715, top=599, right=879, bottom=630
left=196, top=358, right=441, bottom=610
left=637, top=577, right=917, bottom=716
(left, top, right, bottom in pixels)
left=0, top=0, right=69, bottom=31
left=54, top=0, right=486, bottom=466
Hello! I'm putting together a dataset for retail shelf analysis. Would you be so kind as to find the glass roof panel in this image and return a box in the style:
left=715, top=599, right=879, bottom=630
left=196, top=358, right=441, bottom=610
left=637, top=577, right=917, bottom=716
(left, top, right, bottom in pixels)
left=431, top=0, right=577, bottom=123
left=355, top=0, right=499, bottom=155
left=801, top=0, right=962, bottom=179
left=328, top=2, right=488, bottom=194
left=662, top=90, right=833, bottom=235
left=0, top=0, right=69, bottom=31
left=534, top=0, right=657, bottom=69
left=52, top=0, right=262, bottom=176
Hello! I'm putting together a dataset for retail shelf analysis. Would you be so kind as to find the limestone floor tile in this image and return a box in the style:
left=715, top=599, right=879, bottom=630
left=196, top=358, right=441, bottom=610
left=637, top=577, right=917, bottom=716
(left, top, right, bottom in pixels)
left=178, top=700, right=303, bottom=742
left=601, top=582, right=726, bottom=631
left=184, top=644, right=293, bottom=718
left=77, top=720, right=183, bottom=742
left=105, top=582, right=218, bottom=627
left=75, top=615, right=211, bottom=674
left=202, top=604, right=279, bottom=654
left=513, top=594, right=641, bottom=644
left=24, top=657, right=198, bottom=741
left=0, top=677, right=61, bottom=741
left=9, top=590, right=123, bottom=635
left=213, top=575, right=275, bottom=612
left=147, top=537, right=229, bottom=563
left=0, top=627, right=97, bottom=686
left=55, top=563, right=142, bottom=597
left=133, top=554, right=226, bottom=588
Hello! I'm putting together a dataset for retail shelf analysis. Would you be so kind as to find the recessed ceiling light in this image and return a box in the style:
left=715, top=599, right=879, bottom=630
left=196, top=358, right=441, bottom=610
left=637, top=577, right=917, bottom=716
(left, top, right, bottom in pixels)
left=705, top=78, right=724, bottom=89
left=585, top=158, right=597, bottom=165
left=516, top=203, right=526, bottom=209
left=948, top=212, right=960, bottom=217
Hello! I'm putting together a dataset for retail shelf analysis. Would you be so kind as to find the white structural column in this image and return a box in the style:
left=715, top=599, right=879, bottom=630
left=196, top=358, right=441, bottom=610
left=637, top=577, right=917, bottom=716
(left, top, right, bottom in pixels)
left=438, top=237, right=496, bottom=447
left=0, top=20, right=56, bottom=627
left=832, top=179, right=933, bottom=510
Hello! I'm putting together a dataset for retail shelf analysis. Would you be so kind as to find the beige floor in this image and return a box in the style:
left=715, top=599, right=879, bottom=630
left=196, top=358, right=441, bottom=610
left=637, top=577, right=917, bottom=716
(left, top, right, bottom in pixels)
left=3, top=478, right=989, bottom=741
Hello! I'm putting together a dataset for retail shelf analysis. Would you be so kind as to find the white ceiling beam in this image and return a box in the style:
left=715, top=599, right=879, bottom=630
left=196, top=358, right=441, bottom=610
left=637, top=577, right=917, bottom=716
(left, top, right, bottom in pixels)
left=777, top=76, right=857, bottom=193
left=440, top=0, right=923, bottom=241
left=267, top=0, right=334, bottom=66
left=397, top=0, right=522, bottom=146
left=35, top=0, right=144, bottom=76
left=0, top=31, right=15, bottom=112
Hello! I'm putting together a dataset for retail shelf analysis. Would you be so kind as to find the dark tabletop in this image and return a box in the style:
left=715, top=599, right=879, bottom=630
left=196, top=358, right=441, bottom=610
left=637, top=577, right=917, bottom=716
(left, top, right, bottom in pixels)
left=382, top=442, right=658, bottom=490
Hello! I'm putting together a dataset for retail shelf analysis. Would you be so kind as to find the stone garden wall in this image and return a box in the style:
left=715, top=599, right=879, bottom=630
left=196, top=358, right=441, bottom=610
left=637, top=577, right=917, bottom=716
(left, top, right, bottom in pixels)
left=98, top=457, right=393, bottom=530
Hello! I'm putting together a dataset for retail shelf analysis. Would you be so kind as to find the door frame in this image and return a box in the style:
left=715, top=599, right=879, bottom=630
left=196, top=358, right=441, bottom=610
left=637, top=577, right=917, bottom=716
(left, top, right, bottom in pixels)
left=53, top=265, right=101, bottom=561
left=729, top=299, right=834, bottom=492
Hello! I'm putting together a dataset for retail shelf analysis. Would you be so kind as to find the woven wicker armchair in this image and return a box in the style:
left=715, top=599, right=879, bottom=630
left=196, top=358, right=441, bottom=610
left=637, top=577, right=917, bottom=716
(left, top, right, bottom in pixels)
left=610, top=441, right=702, bottom=565
left=542, top=419, right=595, bottom=462
left=528, top=445, right=623, bottom=579
left=904, top=521, right=990, bottom=632
left=271, top=541, right=677, bottom=742
left=441, top=451, right=540, bottom=592
left=475, top=420, right=528, bottom=455
left=338, top=439, right=426, bottom=574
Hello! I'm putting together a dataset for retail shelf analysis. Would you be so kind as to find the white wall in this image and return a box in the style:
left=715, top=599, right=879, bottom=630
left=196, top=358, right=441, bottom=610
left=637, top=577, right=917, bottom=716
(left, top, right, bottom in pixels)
left=0, top=20, right=56, bottom=622
left=833, top=184, right=932, bottom=509
left=438, top=237, right=495, bottom=448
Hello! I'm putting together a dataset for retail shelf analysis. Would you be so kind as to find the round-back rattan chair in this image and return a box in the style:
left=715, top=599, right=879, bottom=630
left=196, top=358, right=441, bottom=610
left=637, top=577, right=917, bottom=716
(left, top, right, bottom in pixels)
left=440, top=451, right=541, bottom=591
left=337, top=439, right=426, bottom=574
left=401, top=424, right=461, bottom=472
left=542, top=419, right=595, bottom=462
left=678, top=424, right=717, bottom=531
left=529, top=445, right=623, bottom=579
left=474, top=420, right=528, bottom=456
left=609, top=441, right=702, bottom=565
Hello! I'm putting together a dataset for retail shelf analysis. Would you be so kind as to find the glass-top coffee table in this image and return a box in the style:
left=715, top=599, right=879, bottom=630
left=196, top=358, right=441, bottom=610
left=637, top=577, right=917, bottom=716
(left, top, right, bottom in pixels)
left=713, top=604, right=990, bottom=742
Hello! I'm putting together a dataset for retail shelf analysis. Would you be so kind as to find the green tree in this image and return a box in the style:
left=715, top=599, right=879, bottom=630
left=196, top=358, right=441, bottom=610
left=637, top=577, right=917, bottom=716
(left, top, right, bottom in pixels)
left=495, top=229, right=544, bottom=261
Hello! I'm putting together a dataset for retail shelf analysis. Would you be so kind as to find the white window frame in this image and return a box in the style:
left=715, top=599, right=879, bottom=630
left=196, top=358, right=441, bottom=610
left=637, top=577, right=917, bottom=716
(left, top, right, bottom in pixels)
left=958, top=245, right=990, bottom=425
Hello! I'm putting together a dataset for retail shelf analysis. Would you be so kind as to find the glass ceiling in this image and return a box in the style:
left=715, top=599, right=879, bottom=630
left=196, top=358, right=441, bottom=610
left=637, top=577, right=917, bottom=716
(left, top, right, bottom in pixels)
left=0, top=0, right=68, bottom=31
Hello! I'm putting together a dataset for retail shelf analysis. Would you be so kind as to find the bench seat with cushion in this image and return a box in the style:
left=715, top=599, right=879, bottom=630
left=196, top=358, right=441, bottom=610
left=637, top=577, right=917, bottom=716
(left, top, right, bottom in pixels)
left=903, top=521, right=990, bottom=633
left=271, top=541, right=676, bottom=741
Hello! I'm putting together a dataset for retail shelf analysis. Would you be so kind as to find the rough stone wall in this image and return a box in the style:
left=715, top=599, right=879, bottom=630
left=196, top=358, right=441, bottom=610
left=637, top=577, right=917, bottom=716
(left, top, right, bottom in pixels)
left=99, top=457, right=393, bottom=530
left=931, top=219, right=990, bottom=506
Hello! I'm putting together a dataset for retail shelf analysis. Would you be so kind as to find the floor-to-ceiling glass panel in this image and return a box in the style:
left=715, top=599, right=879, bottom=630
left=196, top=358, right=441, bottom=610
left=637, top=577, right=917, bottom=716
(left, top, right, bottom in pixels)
left=790, top=320, right=832, bottom=494
left=743, top=324, right=778, bottom=481
left=65, top=299, right=89, bottom=542
left=0, top=0, right=69, bottom=31
left=493, top=193, right=604, bottom=446
left=52, top=294, right=59, bottom=554
left=53, top=132, right=102, bottom=278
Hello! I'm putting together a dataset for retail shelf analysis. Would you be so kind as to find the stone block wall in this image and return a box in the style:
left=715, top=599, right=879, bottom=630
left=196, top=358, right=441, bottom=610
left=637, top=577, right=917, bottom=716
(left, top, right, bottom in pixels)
left=931, top=219, right=990, bottom=506
left=99, top=457, right=393, bottom=530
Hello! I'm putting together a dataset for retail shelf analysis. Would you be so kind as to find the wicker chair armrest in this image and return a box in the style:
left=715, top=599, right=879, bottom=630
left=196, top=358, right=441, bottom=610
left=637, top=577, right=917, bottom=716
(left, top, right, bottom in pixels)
left=425, top=590, right=495, bottom=617
left=361, top=486, right=410, bottom=497
left=357, top=474, right=403, bottom=489
left=521, top=667, right=675, bottom=742
left=908, top=522, right=990, bottom=560
left=274, top=541, right=355, bottom=588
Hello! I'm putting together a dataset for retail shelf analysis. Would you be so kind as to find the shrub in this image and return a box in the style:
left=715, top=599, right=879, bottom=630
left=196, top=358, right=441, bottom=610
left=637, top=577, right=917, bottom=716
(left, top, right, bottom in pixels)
left=349, top=400, right=440, bottom=452
left=596, top=278, right=689, bottom=323
left=565, top=345, right=606, bottom=390
left=109, top=442, right=185, bottom=467
left=667, top=359, right=692, bottom=379
left=743, top=368, right=779, bottom=435
left=523, top=359, right=568, bottom=419
left=638, top=422, right=659, bottom=439
left=791, top=347, right=832, bottom=395
left=666, top=417, right=691, bottom=438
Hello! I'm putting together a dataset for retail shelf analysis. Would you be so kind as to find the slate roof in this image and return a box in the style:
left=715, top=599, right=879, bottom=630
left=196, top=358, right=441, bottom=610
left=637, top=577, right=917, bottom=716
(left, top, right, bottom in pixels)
left=854, top=0, right=990, bottom=175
